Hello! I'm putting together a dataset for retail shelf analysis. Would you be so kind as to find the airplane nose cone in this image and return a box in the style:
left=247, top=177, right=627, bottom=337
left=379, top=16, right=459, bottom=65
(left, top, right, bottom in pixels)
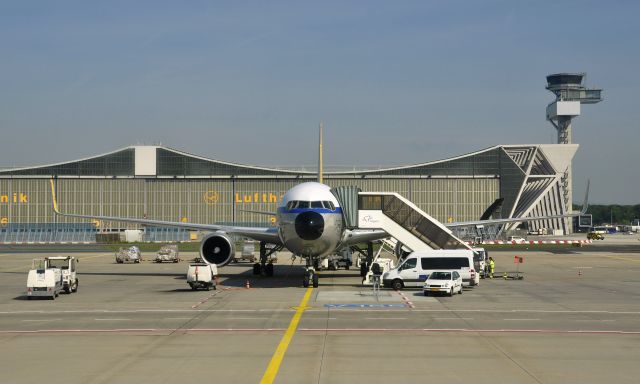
left=295, top=211, right=325, bottom=240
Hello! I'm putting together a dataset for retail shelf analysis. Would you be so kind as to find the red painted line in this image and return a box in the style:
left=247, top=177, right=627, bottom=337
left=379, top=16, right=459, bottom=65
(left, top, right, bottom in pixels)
left=395, top=291, right=415, bottom=309
left=2, top=328, right=639, bottom=336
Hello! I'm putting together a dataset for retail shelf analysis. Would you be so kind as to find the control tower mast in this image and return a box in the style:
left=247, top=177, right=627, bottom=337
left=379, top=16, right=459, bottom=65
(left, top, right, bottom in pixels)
left=546, top=73, right=602, bottom=217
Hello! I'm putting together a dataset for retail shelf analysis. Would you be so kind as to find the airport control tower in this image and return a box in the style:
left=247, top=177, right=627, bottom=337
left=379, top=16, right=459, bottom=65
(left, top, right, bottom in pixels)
left=546, top=73, right=602, bottom=214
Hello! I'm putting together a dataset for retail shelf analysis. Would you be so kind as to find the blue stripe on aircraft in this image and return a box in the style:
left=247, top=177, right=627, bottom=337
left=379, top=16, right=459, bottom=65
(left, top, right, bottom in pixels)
left=278, top=207, right=343, bottom=214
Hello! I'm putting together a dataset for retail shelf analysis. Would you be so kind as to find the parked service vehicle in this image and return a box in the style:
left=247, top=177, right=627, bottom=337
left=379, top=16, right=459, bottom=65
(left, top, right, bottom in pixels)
left=472, top=247, right=488, bottom=278
left=187, top=263, right=218, bottom=290
left=383, top=249, right=478, bottom=290
left=44, top=256, right=79, bottom=294
left=234, top=239, right=257, bottom=263
left=507, top=236, right=527, bottom=243
left=587, top=232, right=604, bottom=240
left=115, top=246, right=141, bottom=263
left=423, top=271, right=463, bottom=296
left=324, top=248, right=353, bottom=270
left=155, top=244, right=180, bottom=263
left=27, top=260, right=63, bottom=300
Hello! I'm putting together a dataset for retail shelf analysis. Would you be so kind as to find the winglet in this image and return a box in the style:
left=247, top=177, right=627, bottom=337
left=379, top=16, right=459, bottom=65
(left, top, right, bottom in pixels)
left=49, top=179, right=61, bottom=214
left=580, top=179, right=590, bottom=214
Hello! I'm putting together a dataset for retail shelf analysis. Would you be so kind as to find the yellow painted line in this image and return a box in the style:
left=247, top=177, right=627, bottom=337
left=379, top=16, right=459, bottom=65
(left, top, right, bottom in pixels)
left=260, top=287, right=313, bottom=384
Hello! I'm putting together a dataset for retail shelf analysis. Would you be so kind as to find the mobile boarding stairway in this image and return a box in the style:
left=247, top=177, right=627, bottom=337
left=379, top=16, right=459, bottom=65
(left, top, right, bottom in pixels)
left=331, top=187, right=471, bottom=253
left=357, top=192, right=471, bottom=251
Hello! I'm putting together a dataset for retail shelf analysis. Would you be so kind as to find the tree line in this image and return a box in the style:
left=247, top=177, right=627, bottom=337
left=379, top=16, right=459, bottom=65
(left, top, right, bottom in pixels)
left=573, top=204, right=640, bottom=225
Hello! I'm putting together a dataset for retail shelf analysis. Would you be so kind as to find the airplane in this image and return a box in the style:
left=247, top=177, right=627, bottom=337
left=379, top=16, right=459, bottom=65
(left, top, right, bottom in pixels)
left=49, top=126, right=589, bottom=288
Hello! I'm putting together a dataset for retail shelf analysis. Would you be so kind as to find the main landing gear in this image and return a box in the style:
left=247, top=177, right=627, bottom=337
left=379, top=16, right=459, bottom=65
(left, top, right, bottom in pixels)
left=252, top=242, right=282, bottom=277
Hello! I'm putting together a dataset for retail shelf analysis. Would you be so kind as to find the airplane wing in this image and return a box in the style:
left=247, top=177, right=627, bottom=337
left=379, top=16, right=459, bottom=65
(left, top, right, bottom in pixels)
left=49, top=180, right=282, bottom=244
left=340, top=228, right=389, bottom=247
left=447, top=180, right=590, bottom=228
left=445, top=212, right=584, bottom=228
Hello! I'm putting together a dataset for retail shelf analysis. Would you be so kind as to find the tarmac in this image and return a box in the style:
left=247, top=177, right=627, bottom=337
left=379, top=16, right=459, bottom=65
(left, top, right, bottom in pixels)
left=1, top=235, right=640, bottom=383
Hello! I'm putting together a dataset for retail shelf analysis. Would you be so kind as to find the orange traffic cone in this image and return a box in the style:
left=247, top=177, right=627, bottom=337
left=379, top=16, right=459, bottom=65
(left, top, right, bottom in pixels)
left=245, top=280, right=251, bottom=289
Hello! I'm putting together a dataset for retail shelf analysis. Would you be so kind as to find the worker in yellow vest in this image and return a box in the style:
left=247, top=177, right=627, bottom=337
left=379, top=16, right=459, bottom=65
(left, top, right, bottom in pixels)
left=488, top=257, right=495, bottom=279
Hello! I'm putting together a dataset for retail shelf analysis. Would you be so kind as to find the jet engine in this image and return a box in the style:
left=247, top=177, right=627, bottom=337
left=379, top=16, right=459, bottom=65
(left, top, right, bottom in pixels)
left=199, top=233, right=235, bottom=267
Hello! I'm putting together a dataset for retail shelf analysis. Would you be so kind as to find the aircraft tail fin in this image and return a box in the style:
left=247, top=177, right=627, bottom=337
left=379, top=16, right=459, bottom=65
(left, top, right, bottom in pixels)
left=580, top=179, right=590, bottom=214
left=318, top=122, right=324, bottom=184
left=480, top=198, right=504, bottom=220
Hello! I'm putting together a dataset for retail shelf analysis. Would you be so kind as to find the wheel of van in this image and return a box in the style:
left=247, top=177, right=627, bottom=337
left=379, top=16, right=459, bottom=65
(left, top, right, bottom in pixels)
left=303, top=275, right=310, bottom=288
left=73, top=279, right=78, bottom=293
left=459, top=286, right=463, bottom=295
left=392, top=279, right=403, bottom=291
left=423, top=291, right=429, bottom=297
left=64, top=286, right=71, bottom=294
left=312, top=274, right=319, bottom=288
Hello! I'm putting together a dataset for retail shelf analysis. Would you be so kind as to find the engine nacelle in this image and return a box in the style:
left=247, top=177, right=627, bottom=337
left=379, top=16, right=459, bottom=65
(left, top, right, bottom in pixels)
left=199, top=233, right=235, bottom=267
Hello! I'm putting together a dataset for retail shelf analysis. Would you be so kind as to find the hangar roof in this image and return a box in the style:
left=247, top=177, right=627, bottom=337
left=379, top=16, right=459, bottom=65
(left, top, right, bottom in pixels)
left=0, top=144, right=577, bottom=179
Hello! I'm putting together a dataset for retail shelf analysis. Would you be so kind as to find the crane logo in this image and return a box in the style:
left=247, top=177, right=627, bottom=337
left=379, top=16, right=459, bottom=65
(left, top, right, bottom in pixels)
left=203, top=191, right=220, bottom=205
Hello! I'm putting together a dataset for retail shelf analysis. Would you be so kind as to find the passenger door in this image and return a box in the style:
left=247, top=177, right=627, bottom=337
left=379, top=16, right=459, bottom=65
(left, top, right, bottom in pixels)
left=453, top=271, right=462, bottom=292
left=397, top=258, right=419, bottom=287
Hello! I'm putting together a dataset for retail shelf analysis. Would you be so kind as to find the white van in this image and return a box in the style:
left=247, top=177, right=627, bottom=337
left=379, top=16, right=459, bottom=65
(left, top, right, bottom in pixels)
left=383, top=249, right=478, bottom=290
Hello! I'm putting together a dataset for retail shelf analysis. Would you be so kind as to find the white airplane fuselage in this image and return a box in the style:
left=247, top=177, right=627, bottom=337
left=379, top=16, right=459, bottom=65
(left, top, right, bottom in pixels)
left=276, top=182, right=344, bottom=259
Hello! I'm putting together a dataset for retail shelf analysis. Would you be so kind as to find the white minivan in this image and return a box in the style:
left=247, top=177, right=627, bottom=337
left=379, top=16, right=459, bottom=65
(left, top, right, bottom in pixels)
left=383, top=249, right=478, bottom=290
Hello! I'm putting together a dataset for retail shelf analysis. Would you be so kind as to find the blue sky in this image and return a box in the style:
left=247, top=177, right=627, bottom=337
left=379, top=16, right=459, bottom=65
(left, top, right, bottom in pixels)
left=1, top=1, right=638, bottom=203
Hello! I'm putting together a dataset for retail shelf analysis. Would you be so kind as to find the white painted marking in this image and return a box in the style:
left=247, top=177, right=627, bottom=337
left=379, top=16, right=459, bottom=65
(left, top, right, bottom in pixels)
left=364, top=317, right=407, bottom=320
left=22, top=319, right=62, bottom=322
left=228, top=317, right=270, bottom=320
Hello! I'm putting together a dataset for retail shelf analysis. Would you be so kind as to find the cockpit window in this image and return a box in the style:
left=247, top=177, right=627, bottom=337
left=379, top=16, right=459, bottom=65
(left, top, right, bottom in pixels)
left=286, top=200, right=335, bottom=210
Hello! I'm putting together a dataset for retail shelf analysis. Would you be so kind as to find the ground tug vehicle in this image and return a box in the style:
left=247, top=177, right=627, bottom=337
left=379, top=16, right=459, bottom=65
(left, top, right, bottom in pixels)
left=27, top=256, right=78, bottom=299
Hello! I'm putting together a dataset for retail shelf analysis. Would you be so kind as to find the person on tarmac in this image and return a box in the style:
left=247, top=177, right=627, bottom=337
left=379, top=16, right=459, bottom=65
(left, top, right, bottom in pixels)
left=489, top=257, right=495, bottom=279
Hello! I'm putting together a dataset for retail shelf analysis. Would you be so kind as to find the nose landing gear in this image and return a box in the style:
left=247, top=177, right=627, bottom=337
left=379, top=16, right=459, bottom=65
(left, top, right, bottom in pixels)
left=302, top=257, right=320, bottom=288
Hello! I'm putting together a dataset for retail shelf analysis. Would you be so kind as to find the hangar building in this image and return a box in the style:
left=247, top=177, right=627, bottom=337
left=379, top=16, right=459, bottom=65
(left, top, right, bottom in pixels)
left=0, top=144, right=577, bottom=243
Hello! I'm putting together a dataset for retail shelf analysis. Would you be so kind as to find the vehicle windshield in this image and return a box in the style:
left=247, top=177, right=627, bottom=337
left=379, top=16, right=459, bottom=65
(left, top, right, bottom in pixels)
left=47, top=259, right=69, bottom=269
left=430, top=272, right=451, bottom=280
